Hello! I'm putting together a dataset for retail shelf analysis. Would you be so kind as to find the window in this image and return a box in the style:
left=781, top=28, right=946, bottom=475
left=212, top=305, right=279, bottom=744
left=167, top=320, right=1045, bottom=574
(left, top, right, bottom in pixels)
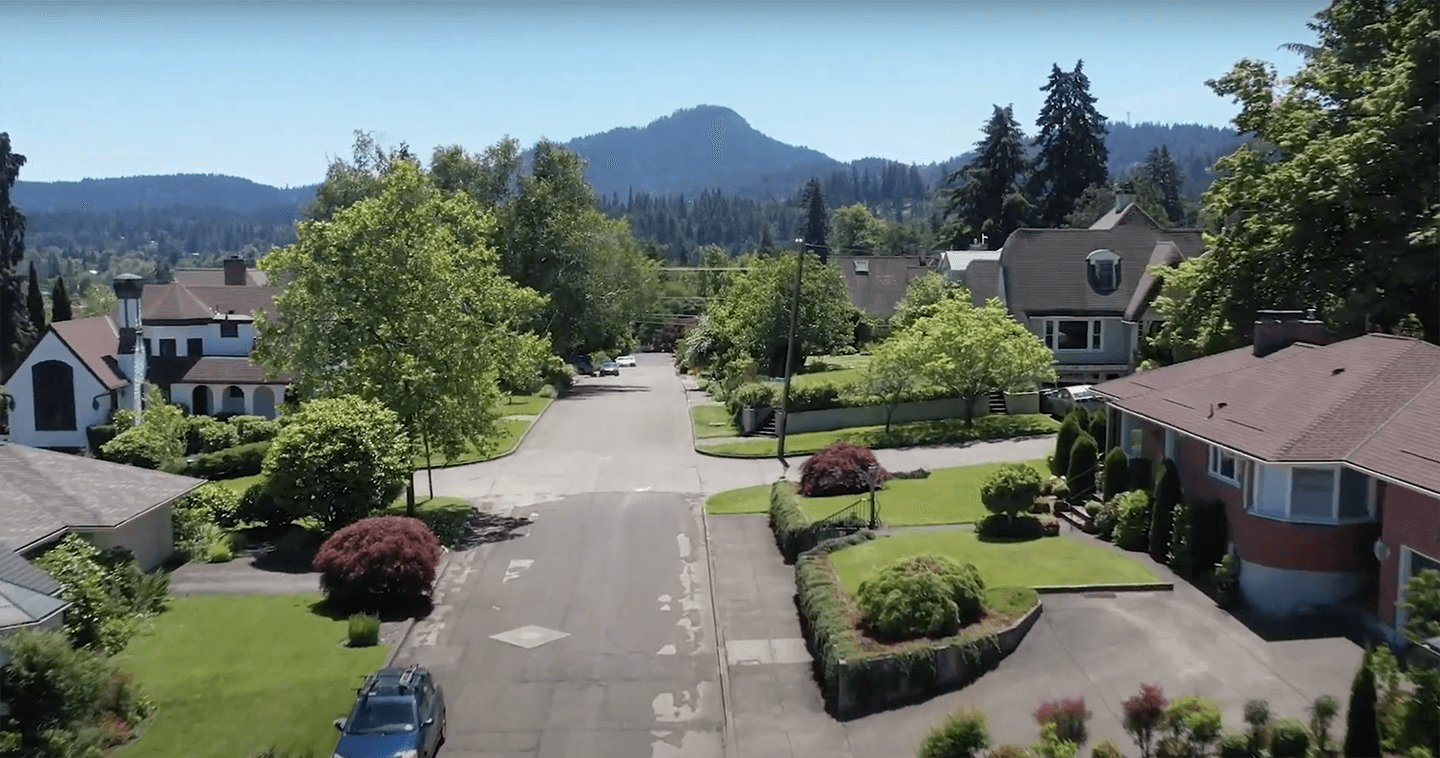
left=1208, top=445, right=1239, bottom=485
left=143, top=339, right=152, bottom=356
left=1044, top=319, right=1102, bottom=351
left=220, top=321, right=239, bottom=338
left=32, top=361, right=76, bottom=431
left=159, top=339, right=176, bottom=357
left=1086, top=249, right=1122, bottom=295
left=187, top=338, right=203, bottom=357
left=1164, top=429, right=1178, bottom=462
left=1337, top=468, right=1371, bottom=520
left=1290, top=468, right=1336, bottom=520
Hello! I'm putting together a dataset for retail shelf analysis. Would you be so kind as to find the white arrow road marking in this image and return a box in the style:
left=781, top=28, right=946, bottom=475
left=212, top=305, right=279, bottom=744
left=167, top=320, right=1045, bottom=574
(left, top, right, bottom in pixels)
left=502, top=559, right=534, bottom=584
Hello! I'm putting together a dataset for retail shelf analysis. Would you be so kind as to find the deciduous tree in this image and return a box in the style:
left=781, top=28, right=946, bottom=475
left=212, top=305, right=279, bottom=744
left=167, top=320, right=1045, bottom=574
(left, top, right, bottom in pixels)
left=828, top=203, right=884, bottom=254
left=844, top=328, right=928, bottom=432
left=703, top=251, right=854, bottom=376
left=891, top=271, right=970, bottom=332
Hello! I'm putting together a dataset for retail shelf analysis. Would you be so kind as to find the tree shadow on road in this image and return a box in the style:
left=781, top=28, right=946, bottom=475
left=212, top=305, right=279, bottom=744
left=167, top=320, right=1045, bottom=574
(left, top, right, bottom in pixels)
left=563, top=384, right=652, bottom=398
left=451, top=510, right=534, bottom=550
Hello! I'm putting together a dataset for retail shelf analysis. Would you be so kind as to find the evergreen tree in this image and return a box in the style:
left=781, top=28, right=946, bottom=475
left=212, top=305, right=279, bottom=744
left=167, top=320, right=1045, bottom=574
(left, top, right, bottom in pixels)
left=50, top=277, right=72, bottom=323
left=1026, top=61, right=1110, bottom=228
left=26, top=262, right=44, bottom=338
left=1149, top=458, right=1181, bottom=564
left=759, top=223, right=775, bottom=254
left=1342, top=648, right=1381, bottom=758
left=798, top=178, right=829, bottom=264
left=0, top=132, right=34, bottom=377
left=1141, top=146, right=1186, bottom=224
left=943, top=105, right=1030, bottom=250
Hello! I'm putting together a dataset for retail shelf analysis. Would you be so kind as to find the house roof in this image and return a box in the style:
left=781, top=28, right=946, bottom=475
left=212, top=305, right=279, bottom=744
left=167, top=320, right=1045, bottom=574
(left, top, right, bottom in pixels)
left=1088, top=202, right=1164, bottom=231
left=49, top=316, right=128, bottom=391
left=183, top=285, right=280, bottom=321
left=179, top=356, right=289, bottom=386
left=127, top=281, right=280, bottom=325
left=940, top=250, right=1002, bottom=273
left=964, top=259, right=1002, bottom=307
left=172, top=268, right=270, bottom=287
left=0, top=542, right=68, bottom=631
left=0, top=442, right=205, bottom=552
left=1092, top=334, right=1440, bottom=495
left=833, top=255, right=931, bottom=316
left=1123, top=241, right=1188, bottom=322
left=998, top=224, right=1203, bottom=320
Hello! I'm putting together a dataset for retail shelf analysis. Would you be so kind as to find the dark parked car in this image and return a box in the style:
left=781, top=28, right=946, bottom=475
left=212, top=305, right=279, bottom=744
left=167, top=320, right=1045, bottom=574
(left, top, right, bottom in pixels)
left=334, top=666, right=446, bottom=758
left=598, top=360, right=620, bottom=376
left=569, top=355, right=596, bottom=376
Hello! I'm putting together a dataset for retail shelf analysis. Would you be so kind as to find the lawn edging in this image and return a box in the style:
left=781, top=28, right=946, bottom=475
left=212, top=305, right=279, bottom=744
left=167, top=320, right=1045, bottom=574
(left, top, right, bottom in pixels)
left=694, top=415, right=1060, bottom=459
left=769, top=479, right=864, bottom=563
left=1033, top=582, right=1174, bottom=594
left=793, top=532, right=1042, bottom=721
left=382, top=547, right=456, bottom=668
left=430, top=394, right=555, bottom=469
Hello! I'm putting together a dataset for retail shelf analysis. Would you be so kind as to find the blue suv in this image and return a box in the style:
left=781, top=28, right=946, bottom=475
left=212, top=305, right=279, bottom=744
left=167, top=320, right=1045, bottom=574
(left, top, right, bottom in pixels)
left=333, top=666, right=446, bottom=758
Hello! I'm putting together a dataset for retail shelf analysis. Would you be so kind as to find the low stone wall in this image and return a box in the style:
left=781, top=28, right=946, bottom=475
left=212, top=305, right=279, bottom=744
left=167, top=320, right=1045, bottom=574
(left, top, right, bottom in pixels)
left=779, top=397, right=991, bottom=435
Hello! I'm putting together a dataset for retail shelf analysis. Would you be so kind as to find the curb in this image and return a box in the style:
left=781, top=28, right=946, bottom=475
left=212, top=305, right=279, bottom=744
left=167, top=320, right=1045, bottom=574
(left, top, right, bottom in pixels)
left=1033, top=582, right=1174, bottom=594
left=421, top=394, right=556, bottom=470
left=383, top=547, right=457, bottom=668
left=699, top=496, right=739, bottom=758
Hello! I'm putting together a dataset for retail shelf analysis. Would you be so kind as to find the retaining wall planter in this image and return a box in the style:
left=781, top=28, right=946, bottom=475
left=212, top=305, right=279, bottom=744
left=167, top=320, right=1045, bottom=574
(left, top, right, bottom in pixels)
left=1004, top=391, right=1041, bottom=415
left=779, top=397, right=991, bottom=435
left=793, top=534, right=1043, bottom=721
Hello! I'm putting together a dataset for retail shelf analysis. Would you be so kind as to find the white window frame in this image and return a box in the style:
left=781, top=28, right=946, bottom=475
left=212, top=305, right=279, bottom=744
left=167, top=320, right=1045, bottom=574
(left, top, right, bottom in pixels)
left=1042, top=318, right=1103, bottom=352
left=1208, top=445, right=1241, bottom=486
left=1164, top=429, right=1178, bottom=462
left=1397, top=547, right=1440, bottom=637
left=1244, top=463, right=1378, bottom=525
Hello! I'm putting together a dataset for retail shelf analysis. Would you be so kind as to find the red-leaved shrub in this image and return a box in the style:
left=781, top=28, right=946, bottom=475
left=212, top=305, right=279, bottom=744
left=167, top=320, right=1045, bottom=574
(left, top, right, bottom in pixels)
left=1034, top=697, right=1091, bottom=745
left=799, top=441, right=889, bottom=497
left=313, top=516, right=442, bottom=608
left=1122, top=684, right=1169, bottom=758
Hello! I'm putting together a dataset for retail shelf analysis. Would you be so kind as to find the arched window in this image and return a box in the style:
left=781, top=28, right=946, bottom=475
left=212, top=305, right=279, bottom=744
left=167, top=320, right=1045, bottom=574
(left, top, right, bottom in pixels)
left=221, top=385, right=246, bottom=415
left=191, top=386, right=212, bottom=416
left=252, top=387, right=276, bottom=419
left=33, top=361, right=76, bottom=431
left=1086, top=249, right=1121, bottom=295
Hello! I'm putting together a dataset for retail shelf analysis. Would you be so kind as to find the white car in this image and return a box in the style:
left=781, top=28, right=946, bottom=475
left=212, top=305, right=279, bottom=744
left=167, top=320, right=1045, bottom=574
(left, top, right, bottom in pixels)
left=615, top=355, right=637, bottom=368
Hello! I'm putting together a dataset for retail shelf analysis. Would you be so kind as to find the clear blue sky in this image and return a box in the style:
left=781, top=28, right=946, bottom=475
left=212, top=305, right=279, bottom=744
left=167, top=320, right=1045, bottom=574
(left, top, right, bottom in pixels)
left=2, top=0, right=1326, bottom=188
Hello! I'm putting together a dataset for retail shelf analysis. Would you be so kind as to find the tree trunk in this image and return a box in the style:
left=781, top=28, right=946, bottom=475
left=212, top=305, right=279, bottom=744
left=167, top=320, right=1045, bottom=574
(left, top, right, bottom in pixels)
left=406, top=480, right=417, bottom=516
left=961, top=394, right=975, bottom=426
left=423, top=432, right=434, bottom=500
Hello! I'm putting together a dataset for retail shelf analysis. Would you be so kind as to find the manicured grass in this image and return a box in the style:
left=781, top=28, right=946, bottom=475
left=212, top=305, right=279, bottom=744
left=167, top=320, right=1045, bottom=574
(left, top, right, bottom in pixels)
left=500, top=391, right=552, bottom=416
left=704, top=483, right=773, bottom=514
left=413, top=418, right=531, bottom=468
left=800, top=458, right=1048, bottom=526
left=114, top=594, right=388, bottom=758
left=214, top=473, right=263, bottom=495
left=691, top=403, right=741, bottom=439
left=829, top=530, right=1161, bottom=595
left=384, top=495, right=475, bottom=547
left=698, top=414, right=1060, bottom=457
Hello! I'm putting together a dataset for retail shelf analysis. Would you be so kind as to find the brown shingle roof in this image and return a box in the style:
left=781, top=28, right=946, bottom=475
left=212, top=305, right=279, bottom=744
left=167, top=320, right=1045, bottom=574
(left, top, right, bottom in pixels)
left=1093, top=334, right=1440, bottom=494
left=49, top=316, right=127, bottom=390
left=0, top=443, right=204, bottom=551
left=998, top=225, right=1203, bottom=319
left=140, top=282, right=215, bottom=323
left=179, top=356, right=289, bottom=385
left=183, top=285, right=280, bottom=320
left=965, top=259, right=1001, bottom=307
left=834, top=255, right=931, bottom=316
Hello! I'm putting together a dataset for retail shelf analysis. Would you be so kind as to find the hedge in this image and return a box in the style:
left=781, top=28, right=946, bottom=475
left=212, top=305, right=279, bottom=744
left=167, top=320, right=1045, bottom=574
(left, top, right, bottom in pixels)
left=769, top=480, right=865, bottom=564
left=794, top=536, right=1041, bottom=720
left=164, top=441, right=271, bottom=479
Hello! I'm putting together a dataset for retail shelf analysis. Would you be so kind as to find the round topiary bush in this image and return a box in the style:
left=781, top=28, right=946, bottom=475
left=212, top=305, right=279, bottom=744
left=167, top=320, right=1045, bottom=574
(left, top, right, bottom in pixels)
left=313, top=516, right=442, bottom=611
left=856, top=554, right=985, bottom=641
left=981, top=463, right=1044, bottom=521
left=918, top=704, right=991, bottom=758
left=798, top=441, right=888, bottom=497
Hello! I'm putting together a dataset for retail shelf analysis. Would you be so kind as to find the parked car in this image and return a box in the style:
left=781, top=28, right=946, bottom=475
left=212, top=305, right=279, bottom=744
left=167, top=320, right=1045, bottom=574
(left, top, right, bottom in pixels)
left=598, top=360, right=620, bottom=376
left=568, top=355, right=596, bottom=376
left=334, top=665, right=446, bottom=758
left=1041, top=384, right=1105, bottom=418
left=615, top=355, right=637, bottom=368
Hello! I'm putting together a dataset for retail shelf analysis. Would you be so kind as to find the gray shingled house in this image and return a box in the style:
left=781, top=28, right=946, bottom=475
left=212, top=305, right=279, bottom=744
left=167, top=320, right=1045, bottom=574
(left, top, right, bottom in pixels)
left=975, top=191, right=1203, bottom=385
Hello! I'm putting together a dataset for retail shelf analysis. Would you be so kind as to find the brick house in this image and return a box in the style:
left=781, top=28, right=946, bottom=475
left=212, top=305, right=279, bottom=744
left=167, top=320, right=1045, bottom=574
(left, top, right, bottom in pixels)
left=1092, top=313, right=1440, bottom=647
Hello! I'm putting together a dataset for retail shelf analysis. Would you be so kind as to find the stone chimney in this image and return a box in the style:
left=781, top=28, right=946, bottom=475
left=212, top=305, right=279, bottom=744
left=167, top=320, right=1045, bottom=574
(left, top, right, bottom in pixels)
left=1114, top=181, right=1136, bottom=213
left=1253, top=309, right=1331, bottom=357
left=223, top=255, right=247, bottom=286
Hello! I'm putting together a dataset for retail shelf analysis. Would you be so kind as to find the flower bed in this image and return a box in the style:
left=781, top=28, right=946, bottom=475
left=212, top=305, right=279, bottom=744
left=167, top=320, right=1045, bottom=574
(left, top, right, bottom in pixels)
left=794, top=532, right=1042, bottom=720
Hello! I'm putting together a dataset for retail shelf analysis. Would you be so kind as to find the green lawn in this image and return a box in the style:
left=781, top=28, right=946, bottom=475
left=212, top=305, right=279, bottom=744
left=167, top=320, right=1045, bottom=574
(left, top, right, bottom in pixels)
left=214, top=473, right=263, bottom=495
left=384, top=495, right=475, bottom=547
left=704, top=483, right=773, bottom=514
left=499, top=391, right=552, bottom=416
left=114, top=594, right=388, bottom=758
left=698, top=414, right=1059, bottom=457
left=800, top=458, right=1048, bottom=526
left=691, top=403, right=741, bottom=439
left=829, top=530, right=1161, bottom=595
left=413, top=418, right=531, bottom=468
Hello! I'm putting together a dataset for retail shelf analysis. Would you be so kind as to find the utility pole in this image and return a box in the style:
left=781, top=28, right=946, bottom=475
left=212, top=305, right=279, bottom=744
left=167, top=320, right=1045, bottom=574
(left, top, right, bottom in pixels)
left=776, top=239, right=807, bottom=465
left=866, top=464, right=879, bottom=529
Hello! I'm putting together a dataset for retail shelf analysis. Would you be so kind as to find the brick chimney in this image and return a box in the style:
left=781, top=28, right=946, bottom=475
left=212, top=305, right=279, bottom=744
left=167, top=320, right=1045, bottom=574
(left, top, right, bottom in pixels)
left=1253, top=309, right=1331, bottom=357
left=223, top=255, right=247, bottom=286
left=1114, top=181, right=1136, bottom=213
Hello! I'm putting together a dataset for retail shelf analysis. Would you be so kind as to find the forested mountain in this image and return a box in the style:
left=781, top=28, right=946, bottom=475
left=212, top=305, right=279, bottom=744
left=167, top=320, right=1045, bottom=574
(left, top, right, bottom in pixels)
left=14, top=173, right=317, bottom=214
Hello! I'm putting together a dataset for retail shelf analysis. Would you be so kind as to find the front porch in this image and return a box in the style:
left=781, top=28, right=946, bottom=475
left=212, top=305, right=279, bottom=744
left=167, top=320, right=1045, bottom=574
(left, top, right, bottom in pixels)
left=170, top=382, right=284, bottom=419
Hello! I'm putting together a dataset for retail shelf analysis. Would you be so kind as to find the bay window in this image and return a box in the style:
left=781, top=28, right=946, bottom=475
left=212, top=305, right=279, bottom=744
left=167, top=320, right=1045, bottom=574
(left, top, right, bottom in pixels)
left=1208, top=445, right=1240, bottom=485
left=1245, top=463, right=1375, bottom=523
left=1043, top=319, right=1103, bottom=351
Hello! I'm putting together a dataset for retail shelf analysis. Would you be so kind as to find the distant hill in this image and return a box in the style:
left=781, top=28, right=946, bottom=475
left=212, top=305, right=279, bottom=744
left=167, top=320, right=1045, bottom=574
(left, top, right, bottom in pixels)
left=13, top=174, right=318, bottom=215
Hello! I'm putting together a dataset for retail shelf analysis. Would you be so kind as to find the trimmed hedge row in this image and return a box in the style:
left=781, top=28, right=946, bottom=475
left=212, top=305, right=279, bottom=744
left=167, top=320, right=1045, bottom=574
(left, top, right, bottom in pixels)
left=161, top=441, right=271, bottom=479
left=769, top=480, right=865, bottom=564
left=794, top=537, right=1041, bottom=720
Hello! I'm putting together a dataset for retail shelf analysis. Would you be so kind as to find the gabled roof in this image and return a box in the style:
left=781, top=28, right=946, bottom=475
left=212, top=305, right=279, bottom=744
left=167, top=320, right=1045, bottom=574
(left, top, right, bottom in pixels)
left=1093, top=334, right=1440, bottom=495
left=184, top=285, right=280, bottom=321
left=172, top=268, right=270, bottom=287
left=998, top=224, right=1203, bottom=319
left=832, top=255, right=931, bottom=316
left=0, top=542, right=68, bottom=631
left=940, top=250, right=1001, bottom=273
left=1089, top=202, right=1163, bottom=231
left=140, top=282, right=215, bottom=323
left=0, top=443, right=204, bottom=552
left=1123, top=241, right=1188, bottom=323
left=49, top=316, right=127, bottom=391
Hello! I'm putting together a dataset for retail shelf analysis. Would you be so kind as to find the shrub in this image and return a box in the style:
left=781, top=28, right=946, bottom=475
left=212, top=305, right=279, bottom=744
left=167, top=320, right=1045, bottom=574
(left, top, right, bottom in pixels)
left=263, top=396, right=410, bottom=533
left=1308, top=694, right=1341, bottom=758
left=786, top=380, right=847, bottom=412
left=1172, top=498, right=1227, bottom=580
left=727, top=381, right=777, bottom=424
left=1149, top=459, right=1181, bottom=564
left=238, top=482, right=291, bottom=529
left=1216, top=731, right=1251, bottom=757
left=33, top=536, right=137, bottom=654
left=990, top=744, right=1035, bottom=758
left=1243, top=698, right=1272, bottom=755
left=0, top=629, right=135, bottom=750
left=172, top=481, right=243, bottom=554
left=97, top=388, right=188, bottom=469
left=1089, top=738, right=1124, bottom=758
left=347, top=612, right=381, bottom=647
left=1092, top=500, right=1121, bottom=542
left=189, top=415, right=240, bottom=454
left=85, top=423, right=121, bottom=453
left=1035, top=697, right=1091, bottom=746
left=798, top=440, right=888, bottom=497
left=981, top=463, right=1044, bottom=521
left=1052, top=412, right=1084, bottom=476
left=919, top=704, right=992, bottom=758
left=1268, top=718, right=1310, bottom=758
left=1087, top=410, right=1106, bottom=451
left=228, top=414, right=281, bottom=444
left=1344, top=648, right=1383, bottom=758
left=1040, top=518, right=1060, bottom=536
left=1102, top=447, right=1130, bottom=502
left=1065, top=433, right=1099, bottom=503
left=856, top=554, right=985, bottom=641
left=1112, top=490, right=1153, bottom=552
left=1121, top=684, right=1168, bottom=758
left=1162, top=695, right=1223, bottom=758
left=1127, top=457, right=1154, bottom=493
left=206, top=538, right=235, bottom=563
left=314, top=515, right=442, bottom=610
left=180, top=440, right=271, bottom=480
left=978, top=514, right=1050, bottom=542
left=1033, top=722, right=1080, bottom=758
left=768, top=479, right=865, bottom=562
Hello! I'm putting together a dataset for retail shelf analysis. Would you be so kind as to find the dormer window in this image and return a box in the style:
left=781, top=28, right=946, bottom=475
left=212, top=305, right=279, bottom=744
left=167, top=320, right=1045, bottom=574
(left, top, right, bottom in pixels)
left=1086, top=249, right=1121, bottom=295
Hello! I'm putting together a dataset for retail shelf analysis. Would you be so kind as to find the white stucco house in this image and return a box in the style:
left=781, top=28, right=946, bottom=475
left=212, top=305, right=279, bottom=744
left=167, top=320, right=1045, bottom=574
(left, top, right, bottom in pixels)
left=3, top=258, right=288, bottom=453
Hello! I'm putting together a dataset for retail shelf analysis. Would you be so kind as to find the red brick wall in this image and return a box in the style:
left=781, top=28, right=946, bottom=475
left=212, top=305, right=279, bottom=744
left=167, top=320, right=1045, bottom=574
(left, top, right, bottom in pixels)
left=1377, top=482, right=1440, bottom=625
